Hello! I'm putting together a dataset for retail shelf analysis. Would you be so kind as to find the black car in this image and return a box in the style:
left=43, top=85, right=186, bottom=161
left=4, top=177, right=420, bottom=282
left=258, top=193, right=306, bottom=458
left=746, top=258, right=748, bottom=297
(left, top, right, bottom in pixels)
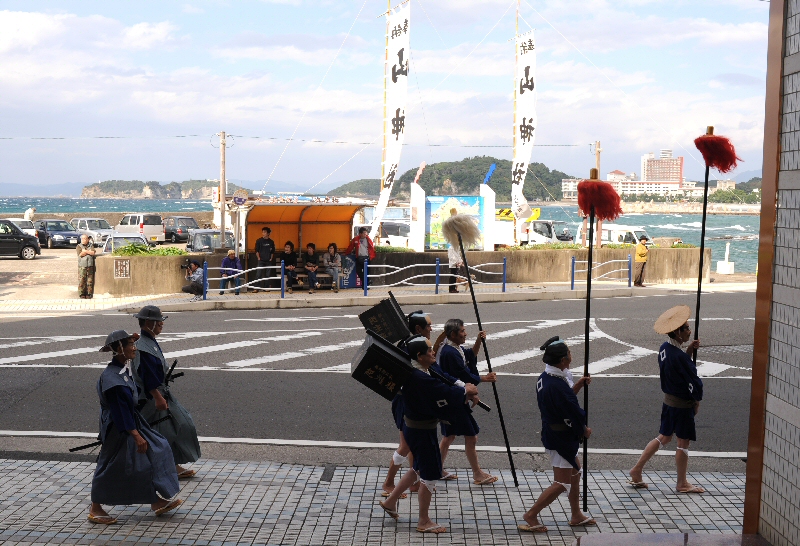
left=35, top=219, right=83, bottom=249
left=163, top=216, right=200, bottom=243
left=0, top=219, right=41, bottom=260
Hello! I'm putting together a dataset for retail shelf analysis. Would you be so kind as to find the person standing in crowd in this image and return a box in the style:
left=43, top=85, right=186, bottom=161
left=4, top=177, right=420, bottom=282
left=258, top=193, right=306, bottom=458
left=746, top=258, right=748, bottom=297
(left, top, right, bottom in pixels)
left=518, top=336, right=594, bottom=533
left=345, top=227, right=375, bottom=288
left=379, top=336, right=480, bottom=534
left=437, top=318, right=497, bottom=485
left=219, top=249, right=242, bottom=296
left=24, top=206, right=36, bottom=221
left=282, top=241, right=299, bottom=294
left=628, top=305, right=704, bottom=493
left=181, top=260, right=204, bottom=301
left=447, top=209, right=464, bottom=294
left=255, top=227, right=275, bottom=289
left=77, top=234, right=96, bottom=299
left=634, top=235, right=649, bottom=287
left=133, top=305, right=202, bottom=480
left=89, top=329, right=182, bottom=524
left=303, top=243, right=320, bottom=294
left=322, top=243, right=341, bottom=293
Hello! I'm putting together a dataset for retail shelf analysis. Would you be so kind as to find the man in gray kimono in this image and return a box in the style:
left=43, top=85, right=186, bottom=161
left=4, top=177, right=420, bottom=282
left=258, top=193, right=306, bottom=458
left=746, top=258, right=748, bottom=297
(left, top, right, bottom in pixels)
left=133, top=305, right=201, bottom=479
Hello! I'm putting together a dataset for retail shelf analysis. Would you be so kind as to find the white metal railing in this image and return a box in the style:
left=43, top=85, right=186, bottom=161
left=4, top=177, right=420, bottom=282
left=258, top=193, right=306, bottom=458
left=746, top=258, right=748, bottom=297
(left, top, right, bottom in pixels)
left=363, top=258, right=507, bottom=294
left=570, top=255, right=632, bottom=289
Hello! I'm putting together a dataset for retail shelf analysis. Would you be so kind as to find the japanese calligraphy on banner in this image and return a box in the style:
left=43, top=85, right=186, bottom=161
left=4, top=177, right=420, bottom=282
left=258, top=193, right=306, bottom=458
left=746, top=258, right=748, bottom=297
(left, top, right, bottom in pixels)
left=511, top=31, right=536, bottom=222
left=372, top=3, right=410, bottom=238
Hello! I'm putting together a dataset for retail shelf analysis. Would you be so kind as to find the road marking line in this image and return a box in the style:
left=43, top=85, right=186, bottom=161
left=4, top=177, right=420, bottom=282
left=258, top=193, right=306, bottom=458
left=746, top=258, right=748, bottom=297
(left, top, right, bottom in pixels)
left=164, top=332, right=322, bottom=359
left=695, top=360, right=733, bottom=377
left=226, top=315, right=359, bottom=322
left=0, top=430, right=747, bottom=458
left=225, top=340, right=364, bottom=368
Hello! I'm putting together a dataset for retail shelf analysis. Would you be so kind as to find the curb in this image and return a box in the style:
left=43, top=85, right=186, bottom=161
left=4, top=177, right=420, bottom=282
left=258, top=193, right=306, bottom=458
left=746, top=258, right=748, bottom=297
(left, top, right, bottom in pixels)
left=117, top=287, right=636, bottom=313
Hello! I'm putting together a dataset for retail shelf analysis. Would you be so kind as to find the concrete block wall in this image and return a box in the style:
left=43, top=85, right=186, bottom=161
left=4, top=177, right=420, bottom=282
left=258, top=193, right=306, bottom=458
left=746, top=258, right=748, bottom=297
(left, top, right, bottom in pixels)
left=759, top=2, right=800, bottom=543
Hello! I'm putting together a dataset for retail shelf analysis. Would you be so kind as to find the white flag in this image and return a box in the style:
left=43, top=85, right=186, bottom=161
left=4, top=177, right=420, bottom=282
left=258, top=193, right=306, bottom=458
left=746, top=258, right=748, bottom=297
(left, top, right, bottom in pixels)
left=511, top=31, right=536, bottom=221
left=372, top=3, right=411, bottom=238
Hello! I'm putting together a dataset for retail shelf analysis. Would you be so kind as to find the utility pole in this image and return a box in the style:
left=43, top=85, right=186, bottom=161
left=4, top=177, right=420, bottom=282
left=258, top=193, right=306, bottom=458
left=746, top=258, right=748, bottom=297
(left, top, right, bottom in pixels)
left=594, top=140, right=602, bottom=174
left=219, top=131, right=227, bottom=248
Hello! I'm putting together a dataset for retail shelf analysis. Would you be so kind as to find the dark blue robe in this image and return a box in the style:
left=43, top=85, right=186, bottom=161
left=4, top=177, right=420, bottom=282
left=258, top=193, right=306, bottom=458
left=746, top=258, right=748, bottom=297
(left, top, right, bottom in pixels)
left=91, top=360, right=180, bottom=505
left=401, top=368, right=468, bottom=480
left=537, top=371, right=586, bottom=470
left=438, top=344, right=480, bottom=437
left=658, top=342, right=704, bottom=441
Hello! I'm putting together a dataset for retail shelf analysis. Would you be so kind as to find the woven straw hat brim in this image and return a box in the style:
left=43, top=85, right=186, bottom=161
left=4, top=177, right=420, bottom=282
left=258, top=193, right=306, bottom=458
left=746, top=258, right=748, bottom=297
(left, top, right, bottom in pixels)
left=653, top=305, right=691, bottom=335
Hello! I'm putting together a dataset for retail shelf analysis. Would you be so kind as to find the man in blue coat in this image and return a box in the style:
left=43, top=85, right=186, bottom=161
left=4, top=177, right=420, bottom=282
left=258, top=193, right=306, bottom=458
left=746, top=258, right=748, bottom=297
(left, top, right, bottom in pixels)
left=518, top=336, right=594, bottom=533
left=379, top=336, right=480, bottom=534
left=437, top=318, right=497, bottom=484
left=629, top=305, right=704, bottom=493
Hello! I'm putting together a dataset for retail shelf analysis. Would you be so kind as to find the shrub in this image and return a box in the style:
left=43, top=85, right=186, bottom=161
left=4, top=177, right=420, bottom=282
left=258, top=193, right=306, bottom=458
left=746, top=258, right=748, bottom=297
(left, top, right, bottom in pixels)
left=506, top=243, right=584, bottom=251
left=374, top=245, right=414, bottom=253
left=603, top=243, right=634, bottom=249
left=112, top=243, right=188, bottom=256
left=671, top=243, right=697, bottom=248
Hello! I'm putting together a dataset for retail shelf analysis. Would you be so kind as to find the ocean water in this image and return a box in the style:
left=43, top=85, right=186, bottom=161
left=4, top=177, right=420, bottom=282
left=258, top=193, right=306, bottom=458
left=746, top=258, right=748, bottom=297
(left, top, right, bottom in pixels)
left=0, top=197, right=213, bottom=214
left=0, top=198, right=760, bottom=272
left=539, top=205, right=759, bottom=273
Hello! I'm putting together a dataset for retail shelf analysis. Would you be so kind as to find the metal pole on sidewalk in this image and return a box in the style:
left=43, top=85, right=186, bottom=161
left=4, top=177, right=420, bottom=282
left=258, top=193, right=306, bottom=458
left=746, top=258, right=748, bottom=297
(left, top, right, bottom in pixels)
left=571, top=256, right=576, bottom=291
left=281, top=260, right=285, bottom=298
left=219, top=131, right=227, bottom=248
left=628, top=254, right=632, bottom=287
left=435, top=258, right=440, bottom=294
left=502, top=257, right=507, bottom=292
left=203, top=262, right=208, bottom=301
left=363, top=261, right=369, bottom=296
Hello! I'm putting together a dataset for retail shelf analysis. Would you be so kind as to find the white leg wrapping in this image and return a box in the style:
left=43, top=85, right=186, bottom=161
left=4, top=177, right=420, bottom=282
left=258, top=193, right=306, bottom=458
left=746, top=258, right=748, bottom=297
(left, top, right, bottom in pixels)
left=554, top=481, right=571, bottom=495
left=419, top=478, right=436, bottom=493
left=392, top=451, right=408, bottom=466
left=655, top=437, right=665, bottom=449
left=677, top=447, right=689, bottom=456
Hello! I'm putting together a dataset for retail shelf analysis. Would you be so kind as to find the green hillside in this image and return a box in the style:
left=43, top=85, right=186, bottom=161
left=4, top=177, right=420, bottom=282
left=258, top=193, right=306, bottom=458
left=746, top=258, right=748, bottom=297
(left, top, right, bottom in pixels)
left=328, top=156, right=575, bottom=200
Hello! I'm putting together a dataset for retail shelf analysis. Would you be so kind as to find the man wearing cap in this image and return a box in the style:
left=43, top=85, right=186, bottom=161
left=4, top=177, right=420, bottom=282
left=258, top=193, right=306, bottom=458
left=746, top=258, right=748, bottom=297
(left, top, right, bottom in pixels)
left=379, top=335, right=480, bottom=534
left=633, top=236, right=649, bottom=287
left=628, top=305, right=704, bottom=493
left=134, top=305, right=202, bottom=479
left=518, top=336, right=594, bottom=533
left=89, top=329, right=182, bottom=524
left=219, top=250, right=242, bottom=296
left=181, top=260, right=204, bottom=301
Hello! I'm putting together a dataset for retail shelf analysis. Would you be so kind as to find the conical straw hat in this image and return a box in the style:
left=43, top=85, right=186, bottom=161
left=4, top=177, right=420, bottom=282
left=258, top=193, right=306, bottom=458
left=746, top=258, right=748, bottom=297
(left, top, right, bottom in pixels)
left=654, top=305, right=691, bottom=335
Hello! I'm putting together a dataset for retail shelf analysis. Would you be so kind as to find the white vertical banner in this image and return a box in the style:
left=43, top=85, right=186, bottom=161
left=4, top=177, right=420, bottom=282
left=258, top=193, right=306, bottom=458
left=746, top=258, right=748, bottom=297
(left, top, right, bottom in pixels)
left=511, top=31, right=536, bottom=222
left=372, top=2, right=410, bottom=238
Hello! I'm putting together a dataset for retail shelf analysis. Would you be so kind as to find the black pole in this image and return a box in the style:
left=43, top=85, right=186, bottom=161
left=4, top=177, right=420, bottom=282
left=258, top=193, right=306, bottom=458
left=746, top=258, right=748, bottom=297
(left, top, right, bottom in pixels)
left=693, top=165, right=711, bottom=365
left=457, top=232, right=519, bottom=487
left=582, top=206, right=595, bottom=511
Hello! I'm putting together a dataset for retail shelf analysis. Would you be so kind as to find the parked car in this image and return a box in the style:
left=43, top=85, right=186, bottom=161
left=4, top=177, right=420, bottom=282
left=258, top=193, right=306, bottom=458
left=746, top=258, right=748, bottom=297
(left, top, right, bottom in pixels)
left=115, top=213, right=165, bottom=243
left=575, top=223, right=652, bottom=247
left=163, top=216, right=200, bottom=243
left=101, top=235, right=152, bottom=254
left=70, top=217, right=114, bottom=247
left=0, top=219, right=41, bottom=260
left=34, top=219, right=83, bottom=249
left=1, top=218, right=37, bottom=238
left=186, top=229, right=235, bottom=253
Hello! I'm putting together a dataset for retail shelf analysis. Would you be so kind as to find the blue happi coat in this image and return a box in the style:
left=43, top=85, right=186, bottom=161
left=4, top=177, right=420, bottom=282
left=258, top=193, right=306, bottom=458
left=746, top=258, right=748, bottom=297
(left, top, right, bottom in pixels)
left=537, top=371, right=586, bottom=470
left=438, top=343, right=481, bottom=436
left=91, top=360, right=180, bottom=505
left=659, top=342, right=703, bottom=402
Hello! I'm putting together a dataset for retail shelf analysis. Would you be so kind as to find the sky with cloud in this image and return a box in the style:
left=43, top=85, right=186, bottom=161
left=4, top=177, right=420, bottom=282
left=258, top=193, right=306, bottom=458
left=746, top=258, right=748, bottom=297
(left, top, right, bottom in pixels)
left=0, top=0, right=769, bottom=191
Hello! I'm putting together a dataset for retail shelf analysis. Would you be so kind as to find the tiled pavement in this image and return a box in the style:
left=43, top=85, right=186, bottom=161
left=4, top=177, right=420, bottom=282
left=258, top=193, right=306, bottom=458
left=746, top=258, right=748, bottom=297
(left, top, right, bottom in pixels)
left=0, top=459, right=744, bottom=545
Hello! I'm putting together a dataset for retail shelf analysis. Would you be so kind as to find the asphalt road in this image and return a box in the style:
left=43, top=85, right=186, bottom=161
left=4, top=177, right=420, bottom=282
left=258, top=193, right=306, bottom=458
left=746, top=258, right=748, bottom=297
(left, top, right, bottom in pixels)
left=0, top=292, right=755, bottom=456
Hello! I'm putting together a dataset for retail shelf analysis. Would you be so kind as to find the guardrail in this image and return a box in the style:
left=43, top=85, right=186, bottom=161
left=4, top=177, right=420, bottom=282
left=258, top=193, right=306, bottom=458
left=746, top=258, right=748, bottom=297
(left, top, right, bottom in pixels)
left=363, top=257, right=507, bottom=295
left=570, top=255, right=632, bottom=289
left=203, top=261, right=287, bottom=300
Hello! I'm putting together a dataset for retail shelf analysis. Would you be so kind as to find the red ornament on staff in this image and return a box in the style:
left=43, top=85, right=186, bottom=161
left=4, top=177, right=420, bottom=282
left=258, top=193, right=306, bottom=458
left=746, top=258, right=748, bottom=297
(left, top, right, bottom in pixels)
left=576, top=168, right=622, bottom=510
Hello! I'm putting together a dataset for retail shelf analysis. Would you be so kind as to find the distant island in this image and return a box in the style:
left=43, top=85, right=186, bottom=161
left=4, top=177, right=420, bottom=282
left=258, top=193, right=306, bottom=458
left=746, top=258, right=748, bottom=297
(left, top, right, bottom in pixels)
left=80, top=179, right=247, bottom=199
left=327, top=156, right=573, bottom=201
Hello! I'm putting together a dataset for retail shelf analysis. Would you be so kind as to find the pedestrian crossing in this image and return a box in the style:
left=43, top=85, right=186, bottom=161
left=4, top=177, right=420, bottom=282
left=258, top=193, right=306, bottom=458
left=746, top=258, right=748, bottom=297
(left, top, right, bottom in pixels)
left=0, top=313, right=754, bottom=379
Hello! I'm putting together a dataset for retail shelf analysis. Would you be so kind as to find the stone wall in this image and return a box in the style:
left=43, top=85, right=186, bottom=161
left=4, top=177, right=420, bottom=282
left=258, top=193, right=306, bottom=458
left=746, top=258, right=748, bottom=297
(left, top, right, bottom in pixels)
left=95, top=253, right=224, bottom=297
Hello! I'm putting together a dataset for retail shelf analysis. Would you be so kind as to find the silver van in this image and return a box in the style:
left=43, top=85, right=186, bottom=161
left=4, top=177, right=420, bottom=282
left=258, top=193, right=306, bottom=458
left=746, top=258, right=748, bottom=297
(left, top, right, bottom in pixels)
left=115, top=213, right=165, bottom=243
left=70, top=217, right=114, bottom=247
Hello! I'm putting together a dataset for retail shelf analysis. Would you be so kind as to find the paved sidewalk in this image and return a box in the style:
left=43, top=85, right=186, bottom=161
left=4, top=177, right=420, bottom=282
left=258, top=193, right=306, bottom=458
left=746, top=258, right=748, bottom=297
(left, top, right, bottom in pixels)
left=0, top=458, right=744, bottom=545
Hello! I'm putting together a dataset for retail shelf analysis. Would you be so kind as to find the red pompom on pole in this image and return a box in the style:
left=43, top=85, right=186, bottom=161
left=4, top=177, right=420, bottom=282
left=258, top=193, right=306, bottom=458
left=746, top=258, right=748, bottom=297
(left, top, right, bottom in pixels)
left=575, top=168, right=622, bottom=511
left=694, top=129, right=741, bottom=173
left=691, top=126, right=741, bottom=367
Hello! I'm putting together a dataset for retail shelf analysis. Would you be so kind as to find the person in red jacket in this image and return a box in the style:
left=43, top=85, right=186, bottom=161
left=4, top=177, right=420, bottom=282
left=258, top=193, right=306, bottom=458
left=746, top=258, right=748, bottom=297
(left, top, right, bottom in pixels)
left=345, top=227, right=376, bottom=287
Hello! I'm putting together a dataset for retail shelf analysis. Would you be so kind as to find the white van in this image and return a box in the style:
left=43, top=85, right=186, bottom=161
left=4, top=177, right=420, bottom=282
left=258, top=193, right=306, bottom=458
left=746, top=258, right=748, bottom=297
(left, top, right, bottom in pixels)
left=354, top=222, right=410, bottom=247
left=576, top=223, right=651, bottom=247
left=520, top=220, right=573, bottom=245
left=115, top=213, right=165, bottom=243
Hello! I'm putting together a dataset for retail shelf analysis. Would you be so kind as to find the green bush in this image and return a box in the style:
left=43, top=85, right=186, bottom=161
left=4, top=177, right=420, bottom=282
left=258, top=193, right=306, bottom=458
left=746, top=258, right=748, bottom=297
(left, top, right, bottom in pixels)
left=374, top=245, right=414, bottom=253
left=506, top=243, right=584, bottom=251
left=603, top=243, right=634, bottom=249
left=671, top=243, right=697, bottom=248
left=112, top=243, right=188, bottom=256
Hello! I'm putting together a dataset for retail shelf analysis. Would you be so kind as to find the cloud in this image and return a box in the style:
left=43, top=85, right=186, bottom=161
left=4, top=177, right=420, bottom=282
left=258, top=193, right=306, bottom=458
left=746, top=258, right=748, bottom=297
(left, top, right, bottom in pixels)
left=710, top=73, right=764, bottom=88
left=212, top=32, right=371, bottom=65
left=121, top=21, right=178, bottom=50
